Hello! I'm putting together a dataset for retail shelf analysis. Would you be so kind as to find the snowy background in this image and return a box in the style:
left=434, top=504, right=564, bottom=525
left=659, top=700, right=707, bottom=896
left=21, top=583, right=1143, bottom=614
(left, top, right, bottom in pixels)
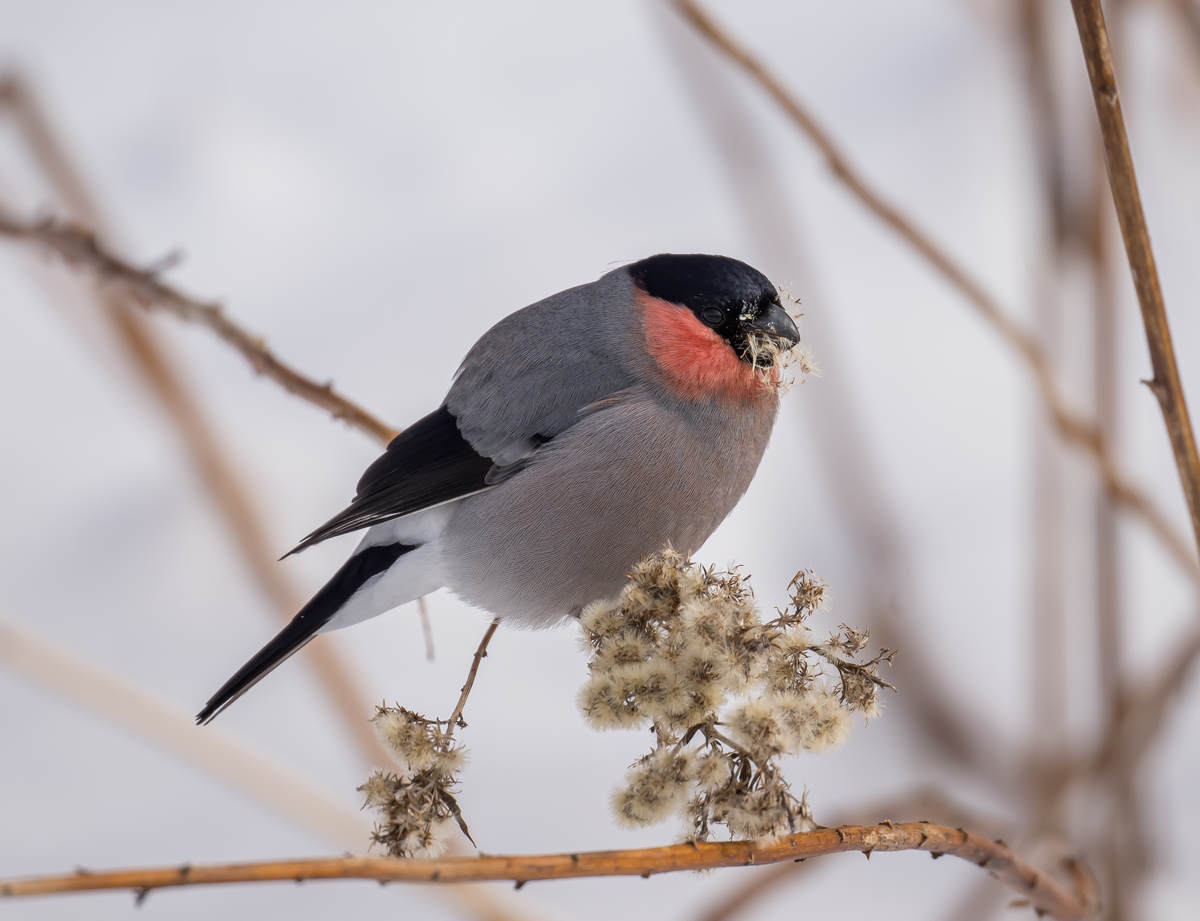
left=2, top=1, right=1199, bottom=919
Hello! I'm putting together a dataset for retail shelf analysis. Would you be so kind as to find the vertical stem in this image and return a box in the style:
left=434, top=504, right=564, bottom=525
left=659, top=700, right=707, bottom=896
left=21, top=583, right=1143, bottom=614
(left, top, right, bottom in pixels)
left=1019, top=0, right=1069, bottom=764
left=1070, top=0, right=1200, bottom=562
left=1070, top=3, right=1196, bottom=915
left=1088, top=151, right=1122, bottom=728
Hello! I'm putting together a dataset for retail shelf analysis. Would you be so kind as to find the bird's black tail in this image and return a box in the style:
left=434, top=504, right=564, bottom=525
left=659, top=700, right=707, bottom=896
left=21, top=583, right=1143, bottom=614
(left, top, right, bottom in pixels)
left=195, top=542, right=414, bottom=724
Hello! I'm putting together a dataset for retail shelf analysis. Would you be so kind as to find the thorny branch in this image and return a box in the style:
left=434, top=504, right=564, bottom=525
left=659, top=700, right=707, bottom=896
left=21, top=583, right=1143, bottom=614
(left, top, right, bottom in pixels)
left=690, top=789, right=1017, bottom=921
left=0, top=822, right=1100, bottom=921
left=0, top=209, right=397, bottom=445
left=669, top=0, right=1198, bottom=580
left=1069, top=0, right=1200, bottom=562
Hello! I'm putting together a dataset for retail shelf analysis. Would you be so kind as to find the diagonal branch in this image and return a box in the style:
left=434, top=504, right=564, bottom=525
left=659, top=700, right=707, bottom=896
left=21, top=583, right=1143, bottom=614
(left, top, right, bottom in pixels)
left=0, top=822, right=1100, bottom=920
left=1069, top=0, right=1200, bottom=562
left=0, top=616, right=552, bottom=921
left=0, top=617, right=369, bottom=850
left=0, top=210, right=396, bottom=445
left=669, top=0, right=1198, bottom=579
left=0, top=74, right=392, bottom=768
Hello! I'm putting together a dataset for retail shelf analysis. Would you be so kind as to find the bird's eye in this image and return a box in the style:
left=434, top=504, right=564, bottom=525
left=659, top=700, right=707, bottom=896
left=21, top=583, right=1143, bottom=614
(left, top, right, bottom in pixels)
left=699, top=307, right=725, bottom=327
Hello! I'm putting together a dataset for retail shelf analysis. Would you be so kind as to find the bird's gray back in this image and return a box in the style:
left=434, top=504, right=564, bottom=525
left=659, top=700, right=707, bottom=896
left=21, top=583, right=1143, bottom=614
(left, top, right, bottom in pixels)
left=446, top=268, right=643, bottom=466
left=440, top=386, right=778, bottom=627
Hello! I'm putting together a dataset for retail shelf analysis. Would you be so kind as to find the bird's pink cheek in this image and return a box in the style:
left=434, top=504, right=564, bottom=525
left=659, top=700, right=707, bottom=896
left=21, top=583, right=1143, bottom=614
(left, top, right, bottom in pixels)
left=638, top=293, right=767, bottom=403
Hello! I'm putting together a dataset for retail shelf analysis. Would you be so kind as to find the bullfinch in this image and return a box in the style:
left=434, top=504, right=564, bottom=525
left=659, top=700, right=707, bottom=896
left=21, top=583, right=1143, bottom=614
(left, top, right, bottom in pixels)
left=197, top=253, right=801, bottom=723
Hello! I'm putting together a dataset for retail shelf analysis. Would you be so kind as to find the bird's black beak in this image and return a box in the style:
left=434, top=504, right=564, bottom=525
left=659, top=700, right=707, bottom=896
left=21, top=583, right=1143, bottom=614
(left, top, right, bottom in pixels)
left=746, top=302, right=801, bottom=348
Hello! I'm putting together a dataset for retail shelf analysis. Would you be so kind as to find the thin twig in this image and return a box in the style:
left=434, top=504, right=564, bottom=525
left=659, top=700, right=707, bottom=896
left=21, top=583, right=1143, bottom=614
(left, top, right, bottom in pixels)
left=418, top=597, right=436, bottom=662
left=1069, top=0, right=1200, bottom=561
left=0, top=822, right=1100, bottom=920
left=447, top=620, right=500, bottom=730
left=669, top=0, right=1198, bottom=580
left=0, top=210, right=396, bottom=445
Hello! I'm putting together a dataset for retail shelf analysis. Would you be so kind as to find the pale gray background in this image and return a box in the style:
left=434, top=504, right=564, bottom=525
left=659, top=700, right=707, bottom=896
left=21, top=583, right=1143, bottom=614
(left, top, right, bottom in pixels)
left=2, top=2, right=1198, bottom=919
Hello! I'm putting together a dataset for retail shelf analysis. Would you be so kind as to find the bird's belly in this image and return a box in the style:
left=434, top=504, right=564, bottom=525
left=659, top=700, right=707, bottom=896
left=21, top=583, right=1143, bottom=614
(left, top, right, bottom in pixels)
left=439, top=394, right=774, bottom=628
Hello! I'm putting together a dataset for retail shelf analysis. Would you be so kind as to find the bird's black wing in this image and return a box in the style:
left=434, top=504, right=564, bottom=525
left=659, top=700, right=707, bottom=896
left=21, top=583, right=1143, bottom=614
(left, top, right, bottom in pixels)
left=283, top=405, right=496, bottom=557
left=199, top=410, right=498, bottom=723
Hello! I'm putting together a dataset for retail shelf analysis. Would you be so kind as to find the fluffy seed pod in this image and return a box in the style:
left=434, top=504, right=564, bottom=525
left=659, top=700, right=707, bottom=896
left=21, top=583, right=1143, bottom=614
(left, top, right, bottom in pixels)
left=578, top=550, right=889, bottom=842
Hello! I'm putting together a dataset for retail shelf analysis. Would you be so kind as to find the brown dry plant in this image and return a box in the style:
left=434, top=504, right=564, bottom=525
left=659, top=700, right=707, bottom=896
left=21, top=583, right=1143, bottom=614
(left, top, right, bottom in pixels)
left=578, top=550, right=891, bottom=841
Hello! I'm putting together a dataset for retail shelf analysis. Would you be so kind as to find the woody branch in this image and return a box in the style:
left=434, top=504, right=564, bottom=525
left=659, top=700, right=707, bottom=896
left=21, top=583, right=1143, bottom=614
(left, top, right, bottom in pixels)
left=0, top=822, right=1099, bottom=921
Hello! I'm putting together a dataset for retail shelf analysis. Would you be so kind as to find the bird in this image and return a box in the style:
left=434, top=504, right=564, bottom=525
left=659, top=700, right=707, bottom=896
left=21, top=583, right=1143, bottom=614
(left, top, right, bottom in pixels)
left=196, top=253, right=801, bottom=724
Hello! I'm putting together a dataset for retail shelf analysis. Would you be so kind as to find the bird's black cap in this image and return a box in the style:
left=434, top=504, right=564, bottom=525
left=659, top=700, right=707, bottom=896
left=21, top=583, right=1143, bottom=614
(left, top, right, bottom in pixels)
left=628, top=253, right=777, bottom=319
left=628, top=254, right=795, bottom=364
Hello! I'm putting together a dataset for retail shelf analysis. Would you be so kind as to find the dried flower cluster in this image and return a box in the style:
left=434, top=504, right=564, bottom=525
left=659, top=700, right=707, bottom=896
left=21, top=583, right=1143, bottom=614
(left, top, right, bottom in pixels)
left=578, top=550, right=891, bottom=841
left=358, top=706, right=469, bottom=858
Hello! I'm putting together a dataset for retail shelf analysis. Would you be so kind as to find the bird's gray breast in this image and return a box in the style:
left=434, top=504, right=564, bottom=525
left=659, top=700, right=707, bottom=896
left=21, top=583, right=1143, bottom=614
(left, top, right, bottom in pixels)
left=439, top=387, right=778, bottom=627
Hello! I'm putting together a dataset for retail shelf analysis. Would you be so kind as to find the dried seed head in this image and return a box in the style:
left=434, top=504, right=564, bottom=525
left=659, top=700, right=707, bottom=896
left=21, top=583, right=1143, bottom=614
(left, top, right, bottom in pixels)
left=359, top=769, right=398, bottom=809
left=579, top=550, right=892, bottom=842
left=688, top=750, right=734, bottom=793
left=362, top=704, right=469, bottom=857
left=579, top=674, right=640, bottom=729
left=612, top=747, right=693, bottom=827
left=778, top=693, right=851, bottom=753
left=729, top=698, right=795, bottom=758
left=580, top=599, right=624, bottom=641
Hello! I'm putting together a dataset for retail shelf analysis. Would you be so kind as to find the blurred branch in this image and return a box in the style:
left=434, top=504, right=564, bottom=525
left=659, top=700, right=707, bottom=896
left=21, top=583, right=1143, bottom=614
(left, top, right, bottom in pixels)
left=1087, top=621, right=1200, bottom=783
left=0, top=76, right=99, bottom=224
left=0, top=617, right=368, bottom=849
left=0, top=210, right=397, bottom=444
left=1033, top=617, right=1200, bottom=808
left=0, top=73, right=389, bottom=767
left=653, top=7, right=1005, bottom=778
left=1017, top=0, right=1070, bottom=766
left=417, top=596, right=436, bottom=661
left=1018, top=0, right=1071, bottom=251
left=0, top=617, right=549, bottom=921
left=1086, top=150, right=1124, bottom=737
left=670, top=0, right=1199, bottom=581
left=0, top=823, right=1100, bottom=920
left=1070, top=0, right=1200, bottom=563
left=1165, top=0, right=1200, bottom=69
